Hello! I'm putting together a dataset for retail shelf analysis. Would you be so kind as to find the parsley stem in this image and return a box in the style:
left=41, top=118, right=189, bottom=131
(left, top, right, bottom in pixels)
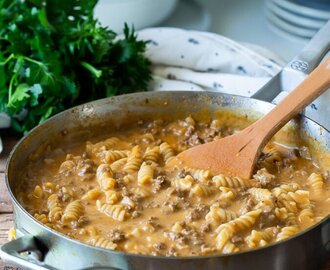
left=80, top=61, right=102, bottom=78
left=0, top=53, right=14, bottom=66
left=22, top=56, right=44, bottom=67
left=8, top=72, right=18, bottom=102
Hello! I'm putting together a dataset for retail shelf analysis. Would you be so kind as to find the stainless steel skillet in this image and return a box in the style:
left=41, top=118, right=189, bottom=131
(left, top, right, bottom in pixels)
left=0, top=22, right=330, bottom=270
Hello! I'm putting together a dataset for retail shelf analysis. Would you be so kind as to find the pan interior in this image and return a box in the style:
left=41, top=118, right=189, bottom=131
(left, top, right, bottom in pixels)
left=6, top=91, right=330, bottom=258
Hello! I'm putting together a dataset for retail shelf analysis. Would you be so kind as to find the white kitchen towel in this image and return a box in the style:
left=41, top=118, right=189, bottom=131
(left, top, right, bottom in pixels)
left=138, top=27, right=285, bottom=96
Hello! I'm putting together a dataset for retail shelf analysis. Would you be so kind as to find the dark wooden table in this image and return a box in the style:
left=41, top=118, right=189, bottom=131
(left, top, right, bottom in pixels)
left=0, top=135, right=329, bottom=270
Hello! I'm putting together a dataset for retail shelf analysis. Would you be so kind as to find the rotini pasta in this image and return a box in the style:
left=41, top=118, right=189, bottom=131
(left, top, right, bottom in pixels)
left=212, top=175, right=252, bottom=188
left=298, top=208, right=314, bottom=225
left=190, top=183, right=215, bottom=197
left=185, top=167, right=211, bottom=183
left=143, top=146, right=160, bottom=164
left=89, top=236, right=117, bottom=250
left=205, top=206, right=237, bottom=224
left=276, top=226, right=299, bottom=241
left=82, top=188, right=102, bottom=200
left=110, top=157, right=128, bottom=172
left=104, top=150, right=129, bottom=164
left=216, top=210, right=262, bottom=250
left=174, top=175, right=194, bottom=191
left=124, top=145, right=143, bottom=173
left=96, top=164, right=116, bottom=191
left=137, top=162, right=154, bottom=185
left=307, top=173, right=324, bottom=199
left=61, top=200, right=84, bottom=224
left=47, top=194, right=62, bottom=221
left=96, top=200, right=129, bottom=221
left=246, top=227, right=275, bottom=248
left=160, top=142, right=175, bottom=163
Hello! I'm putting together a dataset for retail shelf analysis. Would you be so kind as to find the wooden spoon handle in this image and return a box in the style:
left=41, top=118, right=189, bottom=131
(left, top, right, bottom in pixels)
left=249, top=56, right=330, bottom=147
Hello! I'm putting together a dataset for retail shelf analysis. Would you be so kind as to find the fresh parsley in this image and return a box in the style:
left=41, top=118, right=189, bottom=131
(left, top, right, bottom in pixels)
left=0, top=0, right=151, bottom=134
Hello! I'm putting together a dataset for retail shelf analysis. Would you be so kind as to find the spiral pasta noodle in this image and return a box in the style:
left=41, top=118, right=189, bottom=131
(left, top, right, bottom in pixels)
left=160, top=142, right=175, bottom=163
left=61, top=200, right=84, bottom=224
left=246, top=227, right=275, bottom=248
left=205, top=206, right=238, bottom=224
left=216, top=210, right=262, bottom=250
left=105, top=190, right=121, bottom=204
left=174, top=175, right=194, bottom=191
left=190, top=183, right=215, bottom=197
left=137, top=162, right=154, bottom=185
left=276, top=226, right=299, bottom=241
left=96, top=164, right=116, bottom=191
left=96, top=200, right=129, bottom=221
left=307, top=173, right=324, bottom=199
left=47, top=194, right=62, bottom=221
left=124, top=145, right=143, bottom=173
left=298, top=208, right=314, bottom=225
left=104, top=150, right=129, bottom=164
left=212, top=175, right=252, bottom=188
left=82, top=188, right=101, bottom=200
left=89, top=236, right=117, bottom=250
left=222, top=242, right=239, bottom=254
left=143, top=146, right=160, bottom=164
left=185, top=167, right=211, bottom=183
left=86, top=137, right=120, bottom=155
left=110, top=157, right=127, bottom=172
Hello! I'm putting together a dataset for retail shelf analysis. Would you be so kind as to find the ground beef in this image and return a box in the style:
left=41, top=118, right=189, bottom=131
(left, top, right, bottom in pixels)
left=187, top=134, right=203, bottom=146
left=185, top=209, right=201, bottom=222
left=108, top=229, right=125, bottom=243
left=200, top=223, right=211, bottom=233
left=147, top=216, right=161, bottom=229
left=162, top=201, right=178, bottom=214
left=166, top=247, right=177, bottom=256
left=231, top=235, right=243, bottom=244
left=153, top=242, right=166, bottom=250
left=185, top=204, right=208, bottom=222
left=298, top=146, right=312, bottom=160
left=132, top=209, right=141, bottom=217
left=258, top=210, right=276, bottom=229
left=253, top=168, right=275, bottom=188
left=177, top=169, right=188, bottom=178
left=153, top=175, right=169, bottom=192
left=240, top=197, right=255, bottom=214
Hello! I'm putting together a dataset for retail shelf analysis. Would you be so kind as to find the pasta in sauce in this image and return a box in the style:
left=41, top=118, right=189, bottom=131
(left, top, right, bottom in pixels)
left=18, top=114, right=330, bottom=256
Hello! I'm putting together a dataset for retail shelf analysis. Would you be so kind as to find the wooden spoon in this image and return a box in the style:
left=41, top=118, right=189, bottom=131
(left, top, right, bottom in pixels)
left=170, top=57, right=330, bottom=179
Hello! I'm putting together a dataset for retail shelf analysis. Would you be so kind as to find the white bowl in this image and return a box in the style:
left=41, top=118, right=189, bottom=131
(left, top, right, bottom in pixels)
left=267, top=0, right=326, bottom=29
left=266, top=8, right=317, bottom=38
left=94, top=0, right=178, bottom=33
left=272, top=0, right=330, bottom=20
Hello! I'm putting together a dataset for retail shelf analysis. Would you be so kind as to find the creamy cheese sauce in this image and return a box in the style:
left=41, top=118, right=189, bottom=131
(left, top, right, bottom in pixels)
left=18, top=114, right=330, bottom=256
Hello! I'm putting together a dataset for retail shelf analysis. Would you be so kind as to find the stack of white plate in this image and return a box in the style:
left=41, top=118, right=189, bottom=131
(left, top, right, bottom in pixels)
left=265, top=0, right=330, bottom=42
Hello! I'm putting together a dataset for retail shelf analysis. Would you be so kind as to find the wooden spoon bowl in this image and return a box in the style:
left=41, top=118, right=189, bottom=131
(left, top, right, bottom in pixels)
left=170, top=57, right=330, bottom=179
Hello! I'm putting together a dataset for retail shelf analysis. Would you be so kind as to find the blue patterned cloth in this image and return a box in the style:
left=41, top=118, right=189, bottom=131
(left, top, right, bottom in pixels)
left=138, top=27, right=285, bottom=96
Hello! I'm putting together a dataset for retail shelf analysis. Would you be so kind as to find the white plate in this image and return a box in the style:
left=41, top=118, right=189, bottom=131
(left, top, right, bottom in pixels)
left=267, top=0, right=326, bottom=29
left=266, top=16, right=308, bottom=43
left=94, top=0, right=178, bottom=33
left=160, top=0, right=211, bottom=31
left=272, top=0, right=330, bottom=20
left=266, top=8, right=317, bottom=38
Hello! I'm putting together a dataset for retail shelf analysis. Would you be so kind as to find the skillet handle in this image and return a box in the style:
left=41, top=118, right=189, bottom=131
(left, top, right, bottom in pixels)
left=0, top=234, right=122, bottom=270
left=252, top=19, right=330, bottom=102
left=0, top=235, right=55, bottom=270
left=281, top=19, right=330, bottom=93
